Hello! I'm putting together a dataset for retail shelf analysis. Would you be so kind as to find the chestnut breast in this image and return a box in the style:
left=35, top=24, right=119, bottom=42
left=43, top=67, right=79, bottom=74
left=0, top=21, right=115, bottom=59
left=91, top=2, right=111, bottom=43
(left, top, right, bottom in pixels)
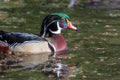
left=50, top=34, right=68, bottom=54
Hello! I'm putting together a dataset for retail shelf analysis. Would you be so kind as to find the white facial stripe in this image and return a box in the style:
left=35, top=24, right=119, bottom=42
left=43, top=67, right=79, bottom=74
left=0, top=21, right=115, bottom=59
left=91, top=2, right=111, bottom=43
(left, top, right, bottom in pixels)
left=49, top=22, right=62, bottom=34
left=41, top=20, right=57, bottom=37
left=41, top=25, right=47, bottom=38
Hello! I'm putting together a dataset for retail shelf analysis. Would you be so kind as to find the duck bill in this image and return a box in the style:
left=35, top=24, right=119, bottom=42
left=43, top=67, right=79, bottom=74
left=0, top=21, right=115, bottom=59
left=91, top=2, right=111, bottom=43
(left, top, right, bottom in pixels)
left=67, top=20, right=78, bottom=31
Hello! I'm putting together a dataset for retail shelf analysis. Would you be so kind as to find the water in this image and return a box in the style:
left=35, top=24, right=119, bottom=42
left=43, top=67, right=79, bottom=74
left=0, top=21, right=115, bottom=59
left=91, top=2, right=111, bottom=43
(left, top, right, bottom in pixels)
left=18, top=53, right=50, bottom=68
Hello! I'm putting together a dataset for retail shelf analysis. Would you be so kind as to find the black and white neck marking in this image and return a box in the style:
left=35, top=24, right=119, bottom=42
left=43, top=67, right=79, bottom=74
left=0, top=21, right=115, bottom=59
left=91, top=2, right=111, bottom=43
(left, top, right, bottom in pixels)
left=41, top=20, right=57, bottom=38
left=41, top=21, right=64, bottom=37
left=49, top=22, right=62, bottom=35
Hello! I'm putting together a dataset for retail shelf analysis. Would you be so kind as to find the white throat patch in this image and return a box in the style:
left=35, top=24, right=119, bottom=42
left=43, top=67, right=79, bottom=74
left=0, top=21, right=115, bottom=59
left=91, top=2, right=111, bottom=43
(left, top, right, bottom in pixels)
left=49, top=22, right=62, bottom=34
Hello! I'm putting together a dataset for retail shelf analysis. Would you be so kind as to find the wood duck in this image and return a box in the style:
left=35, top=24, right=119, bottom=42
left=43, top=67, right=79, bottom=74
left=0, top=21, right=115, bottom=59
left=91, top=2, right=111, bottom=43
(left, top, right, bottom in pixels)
left=0, top=41, right=11, bottom=54
left=0, top=13, right=78, bottom=57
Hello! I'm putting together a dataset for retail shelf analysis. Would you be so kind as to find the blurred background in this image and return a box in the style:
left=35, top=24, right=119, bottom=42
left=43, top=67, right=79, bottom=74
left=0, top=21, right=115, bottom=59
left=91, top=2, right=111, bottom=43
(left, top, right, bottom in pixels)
left=0, top=0, right=120, bottom=80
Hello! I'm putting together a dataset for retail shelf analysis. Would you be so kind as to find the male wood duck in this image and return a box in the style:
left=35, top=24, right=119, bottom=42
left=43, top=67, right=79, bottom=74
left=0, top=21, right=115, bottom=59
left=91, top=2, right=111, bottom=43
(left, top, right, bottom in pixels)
left=0, top=13, right=78, bottom=57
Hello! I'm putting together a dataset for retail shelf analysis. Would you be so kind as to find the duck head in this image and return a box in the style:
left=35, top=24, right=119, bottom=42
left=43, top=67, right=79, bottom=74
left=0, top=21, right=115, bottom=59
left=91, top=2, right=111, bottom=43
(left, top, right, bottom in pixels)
left=40, top=13, right=78, bottom=37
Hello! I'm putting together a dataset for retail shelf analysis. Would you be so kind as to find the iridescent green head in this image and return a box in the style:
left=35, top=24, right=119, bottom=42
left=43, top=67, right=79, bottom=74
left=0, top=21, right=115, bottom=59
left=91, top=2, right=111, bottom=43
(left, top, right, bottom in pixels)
left=50, top=13, right=70, bottom=20
left=40, top=13, right=78, bottom=37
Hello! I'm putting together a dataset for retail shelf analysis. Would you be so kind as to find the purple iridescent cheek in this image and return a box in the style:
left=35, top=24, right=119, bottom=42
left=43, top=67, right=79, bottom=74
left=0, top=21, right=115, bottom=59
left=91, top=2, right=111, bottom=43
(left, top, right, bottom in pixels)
left=59, top=22, right=68, bottom=28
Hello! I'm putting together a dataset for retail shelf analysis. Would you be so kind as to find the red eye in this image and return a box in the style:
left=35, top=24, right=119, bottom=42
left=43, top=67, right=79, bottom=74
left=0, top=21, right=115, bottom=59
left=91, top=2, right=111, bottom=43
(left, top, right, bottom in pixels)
left=60, top=18, right=65, bottom=22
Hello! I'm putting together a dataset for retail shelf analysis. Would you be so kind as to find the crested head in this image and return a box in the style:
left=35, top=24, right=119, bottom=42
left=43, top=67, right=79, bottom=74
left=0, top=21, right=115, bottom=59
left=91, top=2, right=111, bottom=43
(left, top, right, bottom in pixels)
left=40, top=13, right=78, bottom=37
left=50, top=13, right=70, bottom=20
